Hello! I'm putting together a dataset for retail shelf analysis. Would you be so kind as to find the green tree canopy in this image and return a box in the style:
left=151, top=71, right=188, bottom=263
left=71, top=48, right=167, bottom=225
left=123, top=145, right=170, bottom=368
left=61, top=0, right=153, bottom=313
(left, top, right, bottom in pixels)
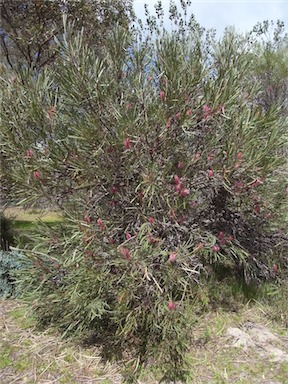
left=0, top=0, right=134, bottom=71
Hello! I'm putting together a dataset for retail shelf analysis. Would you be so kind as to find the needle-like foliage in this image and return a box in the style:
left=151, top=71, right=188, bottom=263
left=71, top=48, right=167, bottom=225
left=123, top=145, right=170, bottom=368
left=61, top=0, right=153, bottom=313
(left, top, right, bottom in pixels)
left=1, top=3, right=287, bottom=382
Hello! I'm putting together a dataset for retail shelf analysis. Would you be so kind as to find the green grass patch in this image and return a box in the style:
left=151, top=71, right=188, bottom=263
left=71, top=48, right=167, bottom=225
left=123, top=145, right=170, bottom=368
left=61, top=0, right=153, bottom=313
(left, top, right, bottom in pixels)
left=0, top=347, right=13, bottom=369
left=5, top=207, right=62, bottom=223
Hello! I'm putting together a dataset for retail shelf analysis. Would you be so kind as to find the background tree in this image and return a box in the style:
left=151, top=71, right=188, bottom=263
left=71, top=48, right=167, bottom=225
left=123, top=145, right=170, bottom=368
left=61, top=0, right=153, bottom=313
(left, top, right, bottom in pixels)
left=0, top=0, right=134, bottom=71
left=252, top=20, right=288, bottom=114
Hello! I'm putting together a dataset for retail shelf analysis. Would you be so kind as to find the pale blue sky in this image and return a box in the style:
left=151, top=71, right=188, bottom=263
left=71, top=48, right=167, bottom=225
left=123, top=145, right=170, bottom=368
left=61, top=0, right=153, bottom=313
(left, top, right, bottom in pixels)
left=133, top=0, right=287, bottom=36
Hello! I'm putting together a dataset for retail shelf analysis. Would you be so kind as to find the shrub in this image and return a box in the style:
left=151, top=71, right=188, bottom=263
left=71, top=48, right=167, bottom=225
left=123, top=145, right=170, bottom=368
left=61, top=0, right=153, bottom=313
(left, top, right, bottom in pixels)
left=0, top=212, right=14, bottom=251
left=0, top=250, right=31, bottom=298
left=0, top=3, right=287, bottom=382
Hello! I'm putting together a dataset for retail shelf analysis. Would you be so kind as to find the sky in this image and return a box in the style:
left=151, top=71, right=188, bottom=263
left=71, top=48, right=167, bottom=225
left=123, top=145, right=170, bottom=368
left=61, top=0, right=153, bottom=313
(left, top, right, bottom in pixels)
left=133, top=0, right=288, bottom=37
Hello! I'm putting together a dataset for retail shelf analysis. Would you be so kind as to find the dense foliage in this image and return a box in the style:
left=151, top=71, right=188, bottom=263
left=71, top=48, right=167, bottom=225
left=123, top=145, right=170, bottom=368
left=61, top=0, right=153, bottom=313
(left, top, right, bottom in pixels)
left=0, top=1, right=287, bottom=382
left=0, top=213, right=14, bottom=251
left=0, top=0, right=134, bottom=71
left=0, top=250, right=30, bottom=297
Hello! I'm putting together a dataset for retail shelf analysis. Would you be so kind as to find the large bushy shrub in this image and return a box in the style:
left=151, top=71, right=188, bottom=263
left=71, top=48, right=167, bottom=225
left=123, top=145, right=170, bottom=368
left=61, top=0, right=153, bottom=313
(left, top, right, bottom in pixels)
left=0, top=3, right=287, bottom=381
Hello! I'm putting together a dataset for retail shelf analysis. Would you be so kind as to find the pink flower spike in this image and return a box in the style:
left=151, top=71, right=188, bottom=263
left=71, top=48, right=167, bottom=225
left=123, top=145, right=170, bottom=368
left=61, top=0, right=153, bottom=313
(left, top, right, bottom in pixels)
left=97, top=218, right=106, bottom=231
left=177, top=161, right=184, bottom=169
left=180, top=188, right=190, bottom=197
left=237, top=152, right=243, bottom=160
left=168, top=301, right=176, bottom=310
left=212, top=244, right=220, bottom=252
left=124, top=137, right=131, bottom=150
left=207, top=169, right=214, bottom=178
left=125, top=232, right=132, bottom=240
left=166, top=119, right=171, bottom=129
left=195, top=152, right=201, bottom=160
left=148, top=217, right=155, bottom=224
left=160, top=90, right=165, bottom=102
left=33, top=170, right=41, bottom=180
left=186, top=109, right=192, bottom=117
left=203, top=104, right=212, bottom=119
left=119, top=247, right=131, bottom=260
left=175, top=112, right=181, bottom=120
left=273, top=264, right=278, bottom=273
left=174, top=175, right=181, bottom=185
left=84, top=215, right=91, bottom=224
left=218, top=231, right=225, bottom=239
left=169, top=253, right=177, bottom=263
left=26, top=149, right=33, bottom=158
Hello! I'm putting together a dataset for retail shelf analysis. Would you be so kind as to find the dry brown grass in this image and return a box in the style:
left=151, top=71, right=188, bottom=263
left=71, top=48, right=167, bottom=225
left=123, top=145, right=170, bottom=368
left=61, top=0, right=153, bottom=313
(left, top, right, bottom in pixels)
left=1, top=299, right=288, bottom=384
left=0, top=299, right=122, bottom=384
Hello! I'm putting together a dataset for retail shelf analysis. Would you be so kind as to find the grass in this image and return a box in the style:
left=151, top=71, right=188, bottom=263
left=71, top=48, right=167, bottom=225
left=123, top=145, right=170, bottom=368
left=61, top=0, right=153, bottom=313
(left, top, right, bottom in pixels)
left=1, top=296, right=287, bottom=384
left=4, top=207, right=62, bottom=223
left=138, top=303, right=288, bottom=383
left=0, top=299, right=121, bottom=384
left=2, top=207, right=63, bottom=248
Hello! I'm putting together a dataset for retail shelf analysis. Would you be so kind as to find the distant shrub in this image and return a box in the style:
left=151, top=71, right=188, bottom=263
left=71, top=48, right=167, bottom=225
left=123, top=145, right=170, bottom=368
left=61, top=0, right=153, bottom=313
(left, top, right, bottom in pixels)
left=0, top=250, right=31, bottom=298
left=0, top=213, right=14, bottom=251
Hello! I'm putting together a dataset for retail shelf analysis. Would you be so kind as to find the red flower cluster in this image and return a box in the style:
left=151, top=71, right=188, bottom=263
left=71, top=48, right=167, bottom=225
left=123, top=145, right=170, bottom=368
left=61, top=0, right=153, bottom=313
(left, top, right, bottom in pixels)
left=174, top=174, right=190, bottom=197
left=212, top=244, right=220, bottom=252
left=84, top=214, right=91, bottom=223
left=97, top=218, right=106, bottom=231
left=203, top=104, right=212, bottom=119
left=119, top=247, right=131, bottom=260
left=124, top=137, right=131, bottom=150
left=169, top=253, right=177, bottom=263
left=26, top=149, right=33, bottom=158
left=168, top=301, right=176, bottom=310
left=218, top=231, right=233, bottom=245
left=207, top=169, right=214, bottom=178
left=33, top=170, right=41, bottom=180
left=125, top=232, right=132, bottom=240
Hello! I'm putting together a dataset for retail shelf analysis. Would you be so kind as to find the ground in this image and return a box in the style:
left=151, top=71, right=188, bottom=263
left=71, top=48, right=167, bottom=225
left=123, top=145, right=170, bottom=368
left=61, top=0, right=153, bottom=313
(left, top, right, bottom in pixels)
left=1, top=298, right=287, bottom=384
